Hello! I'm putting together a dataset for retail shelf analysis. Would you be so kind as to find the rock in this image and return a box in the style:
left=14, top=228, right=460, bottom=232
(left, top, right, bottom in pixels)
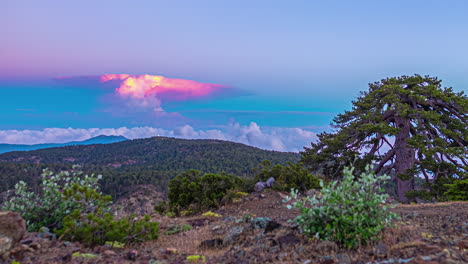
left=0, top=235, right=13, bottom=258
left=255, top=182, right=266, bottom=192
left=165, top=247, right=177, bottom=254
left=458, top=240, right=468, bottom=249
left=223, top=226, right=245, bottom=245
left=187, top=218, right=209, bottom=227
left=316, top=241, right=338, bottom=253
left=374, top=241, right=388, bottom=257
left=268, top=245, right=280, bottom=254
left=265, top=177, right=275, bottom=188
left=336, top=253, right=351, bottom=264
left=318, top=255, right=335, bottom=264
left=37, top=226, right=56, bottom=240
left=211, top=225, right=222, bottom=231
left=251, top=217, right=272, bottom=229
left=264, top=220, right=282, bottom=233
left=0, top=211, right=26, bottom=245
left=0, top=211, right=26, bottom=258
left=103, top=250, right=117, bottom=257
left=200, top=238, right=223, bottom=248
left=127, top=249, right=138, bottom=261
left=223, top=216, right=234, bottom=222
left=150, top=260, right=168, bottom=264
left=277, top=233, right=300, bottom=247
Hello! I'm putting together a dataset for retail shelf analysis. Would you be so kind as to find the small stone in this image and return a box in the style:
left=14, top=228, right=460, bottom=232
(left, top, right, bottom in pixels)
left=277, top=233, right=300, bottom=247
left=223, top=216, right=233, bottom=222
left=0, top=235, right=13, bottom=257
left=30, top=242, right=41, bottom=250
left=264, top=220, right=282, bottom=233
left=316, top=241, right=338, bottom=253
left=223, top=226, right=245, bottom=245
left=374, top=241, right=388, bottom=257
left=103, top=250, right=117, bottom=257
left=211, top=225, right=221, bottom=231
left=251, top=217, right=272, bottom=229
left=318, top=255, right=335, bottom=264
left=127, top=249, right=138, bottom=261
left=458, top=240, right=468, bottom=249
left=200, top=238, right=223, bottom=248
left=336, top=253, right=351, bottom=264
left=165, top=247, right=177, bottom=254
left=268, top=245, right=280, bottom=254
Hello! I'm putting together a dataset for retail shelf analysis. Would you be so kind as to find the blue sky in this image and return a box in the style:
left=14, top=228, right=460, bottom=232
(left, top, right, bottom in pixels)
left=1, top=0, right=467, bottom=150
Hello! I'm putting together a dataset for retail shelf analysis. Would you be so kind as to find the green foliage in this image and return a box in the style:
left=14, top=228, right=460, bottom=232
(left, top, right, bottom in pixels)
left=167, top=170, right=241, bottom=213
left=2, top=166, right=103, bottom=231
left=57, top=183, right=158, bottom=246
left=301, top=74, right=467, bottom=201
left=0, top=137, right=299, bottom=199
left=2, top=167, right=159, bottom=246
left=444, top=178, right=468, bottom=201
left=256, top=161, right=320, bottom=192
left=164, top=224, right=192, bottom=235
left=285, top=164, right=399, bottom=248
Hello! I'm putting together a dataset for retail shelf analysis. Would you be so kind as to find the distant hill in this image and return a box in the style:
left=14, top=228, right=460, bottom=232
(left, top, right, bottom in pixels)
left=0, top=137, right=300, bottom=198
left=0, top=135, right=128, bottom=154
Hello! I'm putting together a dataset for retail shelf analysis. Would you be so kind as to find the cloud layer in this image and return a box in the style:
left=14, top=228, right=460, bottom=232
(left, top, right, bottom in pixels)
left=0, top=123, right=317, bottom=152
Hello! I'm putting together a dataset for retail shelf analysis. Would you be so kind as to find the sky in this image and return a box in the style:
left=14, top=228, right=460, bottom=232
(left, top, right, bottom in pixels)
left=1, top=0, right=467, bottom=151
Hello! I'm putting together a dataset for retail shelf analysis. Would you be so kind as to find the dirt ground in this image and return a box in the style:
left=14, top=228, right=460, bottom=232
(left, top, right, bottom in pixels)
left=4, top=191, right=468, bottom=264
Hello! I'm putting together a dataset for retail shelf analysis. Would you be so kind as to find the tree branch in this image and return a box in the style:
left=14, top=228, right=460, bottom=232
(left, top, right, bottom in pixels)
left=375, top=148, right=396, bottom=173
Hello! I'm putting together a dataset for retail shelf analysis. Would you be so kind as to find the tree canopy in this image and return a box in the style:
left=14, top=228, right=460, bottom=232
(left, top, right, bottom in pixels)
left=301, top=75, right=467, bottom=202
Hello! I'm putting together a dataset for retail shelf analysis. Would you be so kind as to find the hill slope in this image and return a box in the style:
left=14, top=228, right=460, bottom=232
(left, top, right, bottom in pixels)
left=0, top=135, right=128, bottom=154
left=0, top=137, right=300, bottom=197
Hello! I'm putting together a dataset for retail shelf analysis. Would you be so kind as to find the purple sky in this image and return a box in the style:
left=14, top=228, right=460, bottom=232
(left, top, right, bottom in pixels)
left=1, top=0, right=467, bottom=151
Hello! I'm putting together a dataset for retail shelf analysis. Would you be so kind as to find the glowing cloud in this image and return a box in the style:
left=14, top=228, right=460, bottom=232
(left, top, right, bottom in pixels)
left=100, top=74, right=228, bottom=111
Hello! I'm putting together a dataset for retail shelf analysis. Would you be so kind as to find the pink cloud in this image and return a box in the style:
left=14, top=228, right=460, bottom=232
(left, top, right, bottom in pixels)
left=100, top=74, right=229, bottom=108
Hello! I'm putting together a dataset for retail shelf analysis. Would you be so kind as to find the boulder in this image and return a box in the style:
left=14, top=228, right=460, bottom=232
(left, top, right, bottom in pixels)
left=0, top=211, right=26, bottom=258
left=255, top=177, right=275, bottom=192
left=265, top=177, right=275, bottom=188
left=254, top=182, right=266, bottom=192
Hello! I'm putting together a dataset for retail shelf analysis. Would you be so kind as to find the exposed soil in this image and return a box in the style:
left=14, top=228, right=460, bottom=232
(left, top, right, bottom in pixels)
left=3, top=191, right=468, bottom=264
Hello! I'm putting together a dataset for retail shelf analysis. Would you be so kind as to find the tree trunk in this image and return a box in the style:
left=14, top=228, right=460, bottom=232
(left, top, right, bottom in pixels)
left=394, top=116, right=415, bottom=203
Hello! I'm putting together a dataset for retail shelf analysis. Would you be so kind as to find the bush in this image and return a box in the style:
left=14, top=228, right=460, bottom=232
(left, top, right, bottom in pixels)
left=167, top=170, right=241, bottom=214
left=256, top=161, right=320, bottom=192
left=2, top=166, right=103, bottom=231
left=3, top=167, right=159, bottom=246
left=58, top=183, right=158, bottom=246
left=444, top=178, right=468, bottom=201
left=284, top=164, right=399, bottom=248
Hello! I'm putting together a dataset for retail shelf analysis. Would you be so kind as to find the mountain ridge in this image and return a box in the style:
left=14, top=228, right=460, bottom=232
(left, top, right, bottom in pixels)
left=0, top=135, right=128, bottom=154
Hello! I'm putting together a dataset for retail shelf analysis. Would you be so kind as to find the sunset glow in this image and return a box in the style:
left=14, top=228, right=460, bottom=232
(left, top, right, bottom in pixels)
left=100, top=74, right=225, bottom=101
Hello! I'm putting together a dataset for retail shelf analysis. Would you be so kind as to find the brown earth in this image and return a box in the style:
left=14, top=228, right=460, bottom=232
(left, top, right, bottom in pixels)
left=2, top=191, right=468, bottom=264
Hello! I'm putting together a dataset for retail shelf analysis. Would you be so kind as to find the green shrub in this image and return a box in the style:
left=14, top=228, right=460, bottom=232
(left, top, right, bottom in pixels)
left=284, top=164, right=399, bottom=248
left=57, top=183, right=158, bottom=246
left=2, top=166, right=103, bottom=231
left=167, top=170, right=241, bottom=213
left=444, top=178, right=468, bottom=201
left=3, top=167, right=159, bottom=246
left=164, top=224, right=192, bottom=235
left=256, top=161, right=320, bottom=192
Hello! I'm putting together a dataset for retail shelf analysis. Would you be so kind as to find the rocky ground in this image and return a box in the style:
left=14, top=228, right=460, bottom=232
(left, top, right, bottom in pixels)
left=1, top=191, right=467, bottom=264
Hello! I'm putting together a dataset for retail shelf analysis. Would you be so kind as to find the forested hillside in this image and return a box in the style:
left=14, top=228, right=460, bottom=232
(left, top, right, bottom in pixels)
left=0, top=137, right=299, bottom=198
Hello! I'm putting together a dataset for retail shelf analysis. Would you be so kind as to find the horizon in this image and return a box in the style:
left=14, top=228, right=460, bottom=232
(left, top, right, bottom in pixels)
left=2, top=0, right=467, bottom=151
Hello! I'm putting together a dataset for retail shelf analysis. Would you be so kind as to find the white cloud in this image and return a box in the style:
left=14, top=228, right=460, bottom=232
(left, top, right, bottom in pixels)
left=0, top=122, right=318, bottom=152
